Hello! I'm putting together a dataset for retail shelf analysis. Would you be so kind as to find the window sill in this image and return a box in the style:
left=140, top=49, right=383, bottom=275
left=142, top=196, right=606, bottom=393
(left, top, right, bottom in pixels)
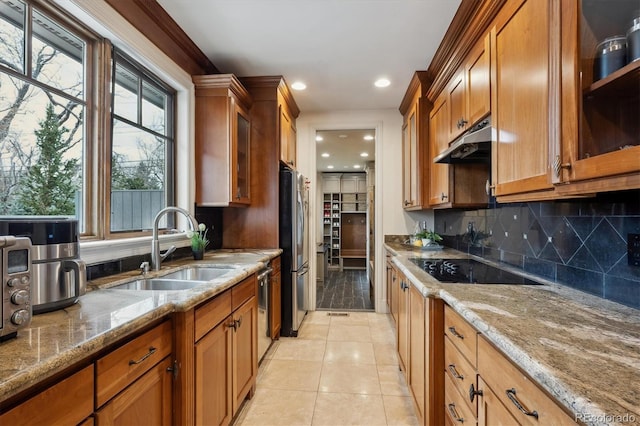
left=80, top=233, right=190, bottom=265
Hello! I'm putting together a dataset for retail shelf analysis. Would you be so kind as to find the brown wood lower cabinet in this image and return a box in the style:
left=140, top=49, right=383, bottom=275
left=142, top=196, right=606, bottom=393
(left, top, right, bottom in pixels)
left=0, top=364, right=94, bottom=425
left=181, top=274, right=258, bottom=426
left=477, top=376, right=519, bottom=426
left=195, top=315, right=233, bottom=426
left=96, top=357, right=173, bottom=425
left=397, top=271, right=410, bottom=374
left=409, top=285, right=426, bottom=422
left=478, top=336, right=576, bottom=425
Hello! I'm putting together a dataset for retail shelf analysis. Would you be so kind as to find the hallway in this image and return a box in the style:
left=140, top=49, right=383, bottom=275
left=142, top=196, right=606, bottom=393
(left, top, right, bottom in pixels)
left=316, top=270, right=374, bottom=311
left=234, top=311, right=418, bottom=425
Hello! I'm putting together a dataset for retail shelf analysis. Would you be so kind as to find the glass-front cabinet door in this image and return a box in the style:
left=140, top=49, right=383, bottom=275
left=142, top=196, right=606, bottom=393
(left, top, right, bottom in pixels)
left=233, top=104, right=250, bottom=204
left=558, top=0, right=640, bottom=188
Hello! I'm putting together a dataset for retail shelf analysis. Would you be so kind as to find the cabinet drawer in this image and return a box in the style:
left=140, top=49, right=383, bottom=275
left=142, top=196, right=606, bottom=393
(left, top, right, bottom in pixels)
left=444, top=335, right=477, bottom=417
left=96, top=321, right=172, bottom=407
left=232, top=275, right=256, bottom=311
left=195, top=289, right=232, bottom=341
left=0, top=364, right=94, bottom=425
left=478, top=336, right=576, bottom=425
left=444, top=305, right=478, bottom=367
left=444, top=372, right=476, bottom=425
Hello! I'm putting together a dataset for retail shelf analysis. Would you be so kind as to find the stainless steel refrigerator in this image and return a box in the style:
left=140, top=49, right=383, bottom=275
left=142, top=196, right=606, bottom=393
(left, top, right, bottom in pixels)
left=279, top=166, right=309, bottom=337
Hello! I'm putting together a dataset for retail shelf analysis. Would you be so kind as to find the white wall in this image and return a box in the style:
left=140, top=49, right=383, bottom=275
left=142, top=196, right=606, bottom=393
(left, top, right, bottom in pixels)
left=296, top=108, right=432, bottom=312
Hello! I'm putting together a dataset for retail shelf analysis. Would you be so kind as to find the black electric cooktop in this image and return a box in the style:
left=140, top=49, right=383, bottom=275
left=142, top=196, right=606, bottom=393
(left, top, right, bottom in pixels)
left=408, top=258, right=542, bottom=285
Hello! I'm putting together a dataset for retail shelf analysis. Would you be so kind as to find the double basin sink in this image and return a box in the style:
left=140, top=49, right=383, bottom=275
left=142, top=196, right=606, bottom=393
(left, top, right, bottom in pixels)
left=114, top=265, right=239, bottom=291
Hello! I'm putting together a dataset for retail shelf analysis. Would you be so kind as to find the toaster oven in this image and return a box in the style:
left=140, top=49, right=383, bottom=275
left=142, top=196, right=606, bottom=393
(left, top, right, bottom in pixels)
left=1, top=236, right=32, bottom=341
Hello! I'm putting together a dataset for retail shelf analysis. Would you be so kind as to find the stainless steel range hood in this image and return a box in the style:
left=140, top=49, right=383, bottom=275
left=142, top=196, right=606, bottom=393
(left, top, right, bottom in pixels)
left=433, top=117, right=492, bottom=164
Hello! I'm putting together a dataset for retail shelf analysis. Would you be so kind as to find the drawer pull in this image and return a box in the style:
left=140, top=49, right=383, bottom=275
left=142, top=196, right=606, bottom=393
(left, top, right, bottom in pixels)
left=448, top=326, right=464, bottom=339
left=448, top=364, right=464, bottom=380
left=506, top=388, right=539, bottom=419
left=469, top=383, right=483, bottom=402
left=447, top=403, right=464, bottom=423
left=129, top=346, right=156, bottom=366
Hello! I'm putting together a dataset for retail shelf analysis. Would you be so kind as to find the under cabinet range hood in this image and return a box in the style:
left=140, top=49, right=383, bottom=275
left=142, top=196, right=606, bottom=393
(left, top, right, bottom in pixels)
left=434, top=117, right=492, bottom=164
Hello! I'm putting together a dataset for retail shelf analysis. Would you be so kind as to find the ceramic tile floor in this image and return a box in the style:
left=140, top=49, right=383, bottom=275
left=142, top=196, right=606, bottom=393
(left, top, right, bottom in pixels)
left=233, top=311, right=419, bottom=426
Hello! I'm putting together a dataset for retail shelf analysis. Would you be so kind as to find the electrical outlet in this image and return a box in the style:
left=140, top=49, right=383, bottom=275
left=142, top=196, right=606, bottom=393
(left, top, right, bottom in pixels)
left=628, top=234, right=640, bottom=266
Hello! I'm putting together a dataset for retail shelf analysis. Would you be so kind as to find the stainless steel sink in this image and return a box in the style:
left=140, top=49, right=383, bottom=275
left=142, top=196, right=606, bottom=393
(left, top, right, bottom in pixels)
left=113, top=278, right=205, bottom=291
left=160, top=266, right=237, bottom=281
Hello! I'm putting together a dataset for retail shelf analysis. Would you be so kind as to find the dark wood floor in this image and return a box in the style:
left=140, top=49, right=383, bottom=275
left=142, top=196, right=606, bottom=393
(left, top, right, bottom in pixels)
left=316, top=269, right=374, bottom=311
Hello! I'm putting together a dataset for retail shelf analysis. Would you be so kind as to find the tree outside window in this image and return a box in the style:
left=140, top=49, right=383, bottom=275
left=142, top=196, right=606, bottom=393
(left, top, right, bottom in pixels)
left=0, top=0, right=85, bottom=221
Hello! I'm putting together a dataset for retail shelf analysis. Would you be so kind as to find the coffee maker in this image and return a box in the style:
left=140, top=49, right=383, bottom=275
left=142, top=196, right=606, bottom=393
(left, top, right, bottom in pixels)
left=0, top=217, right=86, bottom=314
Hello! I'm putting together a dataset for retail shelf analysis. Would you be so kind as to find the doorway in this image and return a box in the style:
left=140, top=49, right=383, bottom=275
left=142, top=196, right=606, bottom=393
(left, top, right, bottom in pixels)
left=315, top=129, right=375, bottom=311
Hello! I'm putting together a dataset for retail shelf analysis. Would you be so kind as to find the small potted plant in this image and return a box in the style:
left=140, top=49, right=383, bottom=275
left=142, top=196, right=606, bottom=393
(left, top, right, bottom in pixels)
left=187, top=223, right=209, bottom=260
left=415, top=229, right=442, bottom=247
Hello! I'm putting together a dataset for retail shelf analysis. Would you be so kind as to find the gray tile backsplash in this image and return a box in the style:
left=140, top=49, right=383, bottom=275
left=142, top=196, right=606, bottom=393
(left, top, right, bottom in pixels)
left=435, top=190, right=640, bottom=309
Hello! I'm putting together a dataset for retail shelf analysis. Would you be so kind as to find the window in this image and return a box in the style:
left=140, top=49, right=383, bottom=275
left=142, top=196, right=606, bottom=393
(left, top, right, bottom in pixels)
left=0, top=0, right=179, bottom=239
left=0, top=0, right=88, bottom=225
left=110, top=50, right=175, bottom=233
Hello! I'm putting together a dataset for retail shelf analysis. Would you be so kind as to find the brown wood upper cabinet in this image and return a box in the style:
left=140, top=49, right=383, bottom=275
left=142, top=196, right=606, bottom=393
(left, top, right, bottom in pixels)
left=223, top=77, right=299, bottom=248
left=446, top=33, right=491, bottom=144
left=399, top=71, right=430, bottom=210
left=193, top=74, right=252, bottom=207
left=280, top=103, right=297, bottom=168
left=557, top=0, right=640, bottom=194
left=429, top=90, right=490, bottom=209
left=490, top=0, right=555, bottom=199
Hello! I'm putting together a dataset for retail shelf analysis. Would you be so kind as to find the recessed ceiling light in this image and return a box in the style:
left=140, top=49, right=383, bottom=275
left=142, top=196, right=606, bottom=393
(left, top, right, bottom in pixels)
left=321, top=153, right=330, bottom=158
left=339, top=134, right=348, bottom=138
left=374, top=78, right=390, bottom=88
left=327, top=165, right=334, bottom=169
left=354, top=164, right=361, bottom=169
left=360, top=152, right=369, bottom=157
left=291, top=81, right=307, bottom=90
left=364, top=135, right=374, bottom=141
left=315, top=135, right=324, bottom=142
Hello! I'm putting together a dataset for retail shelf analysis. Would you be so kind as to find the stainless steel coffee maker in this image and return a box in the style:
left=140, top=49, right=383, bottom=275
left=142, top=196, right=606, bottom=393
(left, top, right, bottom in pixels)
left=0, top=217, right=86, bottom=314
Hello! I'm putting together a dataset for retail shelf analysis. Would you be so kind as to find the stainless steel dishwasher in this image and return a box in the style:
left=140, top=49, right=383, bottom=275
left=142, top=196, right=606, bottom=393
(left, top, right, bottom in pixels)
left=257, top=265, right=273, bottom=361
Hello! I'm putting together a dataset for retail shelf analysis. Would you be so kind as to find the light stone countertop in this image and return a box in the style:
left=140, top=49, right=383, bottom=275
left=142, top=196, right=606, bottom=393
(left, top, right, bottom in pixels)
left=0, top=248, right=281, bottom=406
left=386, top=242, right=640, bottom=426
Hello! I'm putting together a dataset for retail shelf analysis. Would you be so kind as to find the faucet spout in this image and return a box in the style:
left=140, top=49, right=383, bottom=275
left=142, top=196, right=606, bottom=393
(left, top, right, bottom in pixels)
left=151, top=206, right=199, bottom=271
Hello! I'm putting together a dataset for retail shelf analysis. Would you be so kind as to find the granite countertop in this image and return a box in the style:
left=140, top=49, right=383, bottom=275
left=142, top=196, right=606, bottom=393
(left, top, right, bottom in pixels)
left=385, top=242, right=640, bottom=426
left=0, top=248, right=281, bottom=406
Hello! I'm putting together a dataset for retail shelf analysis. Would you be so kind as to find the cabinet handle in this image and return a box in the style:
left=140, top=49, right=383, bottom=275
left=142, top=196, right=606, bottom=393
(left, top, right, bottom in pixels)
left=167, top=359, right=179, bottom=379
left=288, top=160, right=294, bottom=166
left=227, top=320, right=238, bottom=330
left=129, top=346, right=157, bottom=365
left=448, top=326, right=464, bottom=340
left=506, top=388, right=539, bottom=419
left=447, top=403, right=464, bottom=423
left=448, top=364, right=464, bottom=380
left=469, top=383, right=483, bottom=403
left=236, top=316, right=243, bottom=328
left=441, top=192, right=448, bottom=201
left=404, top=200, right=411, bottom=206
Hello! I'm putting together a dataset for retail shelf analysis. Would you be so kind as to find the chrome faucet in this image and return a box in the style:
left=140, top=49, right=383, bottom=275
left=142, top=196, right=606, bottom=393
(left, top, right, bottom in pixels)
left=152, top=206, right=199, bottom=271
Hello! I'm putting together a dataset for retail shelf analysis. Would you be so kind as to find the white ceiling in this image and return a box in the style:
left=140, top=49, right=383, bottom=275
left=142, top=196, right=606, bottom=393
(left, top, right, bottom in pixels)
left=156, top=0, right=461, bottom=169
